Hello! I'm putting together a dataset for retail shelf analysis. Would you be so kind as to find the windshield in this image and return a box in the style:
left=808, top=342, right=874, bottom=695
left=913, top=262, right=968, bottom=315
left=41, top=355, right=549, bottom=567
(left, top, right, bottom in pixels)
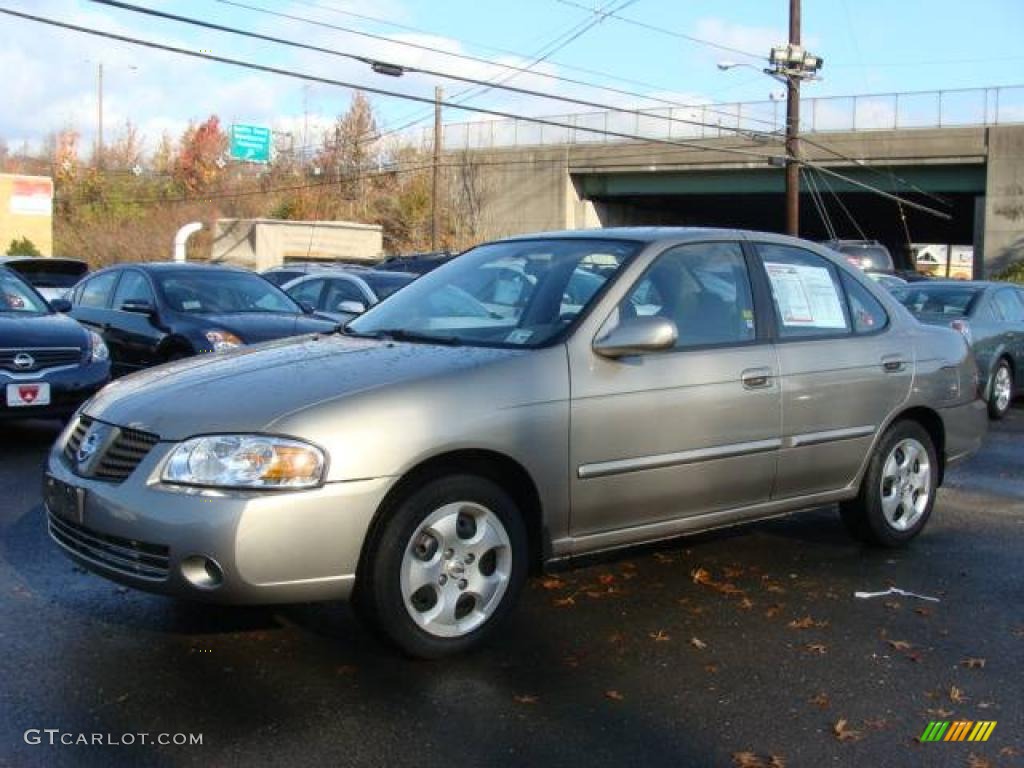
left=349, top=238, right=640, bottom=347
left=156, top=270, right=301, bottom=315
left=0, top=270, right=50, bottom=313
left=361, top=271, right=416, bottom=300
left=892, top=285, right=981, bottom=317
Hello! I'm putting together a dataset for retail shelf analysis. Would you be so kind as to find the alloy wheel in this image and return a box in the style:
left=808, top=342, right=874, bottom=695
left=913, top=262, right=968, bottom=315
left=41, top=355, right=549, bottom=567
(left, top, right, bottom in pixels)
left=879, top=437, right=932, bottom=531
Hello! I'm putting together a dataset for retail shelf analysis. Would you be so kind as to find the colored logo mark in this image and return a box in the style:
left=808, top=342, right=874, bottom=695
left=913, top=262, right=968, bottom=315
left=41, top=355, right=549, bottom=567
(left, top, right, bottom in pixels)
left=920, top=721, right=997, bottom=742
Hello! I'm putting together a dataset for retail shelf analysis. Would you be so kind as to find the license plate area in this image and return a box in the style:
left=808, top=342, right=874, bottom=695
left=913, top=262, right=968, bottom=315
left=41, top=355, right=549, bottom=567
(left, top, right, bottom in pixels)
left=44, top=474, right=85, bottom=524
left=6, top=382, right=51, bottom=407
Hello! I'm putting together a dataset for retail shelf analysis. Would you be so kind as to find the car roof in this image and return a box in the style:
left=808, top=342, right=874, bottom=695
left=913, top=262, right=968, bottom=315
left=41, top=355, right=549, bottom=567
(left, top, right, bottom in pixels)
left=496, top=227, right=853, bottom=254
left=95, top=261, right=254, bottom=274
left=899, top=280, right=995, bottom=290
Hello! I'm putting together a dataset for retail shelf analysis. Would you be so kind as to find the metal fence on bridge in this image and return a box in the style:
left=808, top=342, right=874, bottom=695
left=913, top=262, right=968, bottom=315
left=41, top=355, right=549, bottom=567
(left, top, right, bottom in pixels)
left=417, top=84, right=1024, bottom=151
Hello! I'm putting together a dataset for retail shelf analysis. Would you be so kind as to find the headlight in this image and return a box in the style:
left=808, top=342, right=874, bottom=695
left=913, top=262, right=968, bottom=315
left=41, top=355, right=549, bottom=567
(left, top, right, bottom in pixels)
left=88, top=330, right=109, bottom=362
left=204, top=329, right=244, bottom=352
left=163, top=435, right=325, bottom=489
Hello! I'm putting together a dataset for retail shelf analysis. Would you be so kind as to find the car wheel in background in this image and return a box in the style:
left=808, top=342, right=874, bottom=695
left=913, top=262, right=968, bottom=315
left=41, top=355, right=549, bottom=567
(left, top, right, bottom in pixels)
left=988, top=360, right=1013, bottom=420
left=357, top=474, right=527, bottom=659
left=840, top=420, right=937, bottom=547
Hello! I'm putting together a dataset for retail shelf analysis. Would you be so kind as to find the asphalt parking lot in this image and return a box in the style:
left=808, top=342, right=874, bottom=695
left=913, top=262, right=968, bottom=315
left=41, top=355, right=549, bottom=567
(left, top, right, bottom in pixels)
left=1, top=409, right=1022, bottom=768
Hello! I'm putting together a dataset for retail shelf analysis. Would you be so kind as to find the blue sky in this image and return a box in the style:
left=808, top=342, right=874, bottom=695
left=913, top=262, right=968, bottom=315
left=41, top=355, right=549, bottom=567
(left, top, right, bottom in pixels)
left=1, top=0, right=1022, bottom=153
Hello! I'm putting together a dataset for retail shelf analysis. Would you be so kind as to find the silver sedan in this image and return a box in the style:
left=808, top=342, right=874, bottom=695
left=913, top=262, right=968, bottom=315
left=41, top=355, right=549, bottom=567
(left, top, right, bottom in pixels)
left=44, top=228, right=987, bottom=657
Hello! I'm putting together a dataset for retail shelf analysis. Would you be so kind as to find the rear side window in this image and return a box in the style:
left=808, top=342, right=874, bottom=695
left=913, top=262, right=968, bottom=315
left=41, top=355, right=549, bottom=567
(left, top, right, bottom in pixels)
left=993, top=289, right=1024, bottom=323
left=841, top=272, right=888, bottom=334
left=757, top=244, right=850, bottom=338
left=77, top=271, right=119, bottom=309
left=322, top=278, right=366, bottom=310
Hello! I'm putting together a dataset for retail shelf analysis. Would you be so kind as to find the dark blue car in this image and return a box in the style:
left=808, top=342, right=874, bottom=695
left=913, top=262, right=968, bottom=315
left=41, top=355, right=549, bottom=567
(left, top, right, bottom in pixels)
left=66, top=262, right=338, bottom=376
left=0, top=266, right=110, bottom=420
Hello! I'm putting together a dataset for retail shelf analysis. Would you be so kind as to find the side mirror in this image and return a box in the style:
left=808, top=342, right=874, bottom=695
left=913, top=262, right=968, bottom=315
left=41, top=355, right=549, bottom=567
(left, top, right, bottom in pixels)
left=50, top=298, right=72, bottom=313
left=120, top=300, right=156, bottom=316
left=593, top=316, right=677, bottom=358
left=337, top=300, right=367, bottom=315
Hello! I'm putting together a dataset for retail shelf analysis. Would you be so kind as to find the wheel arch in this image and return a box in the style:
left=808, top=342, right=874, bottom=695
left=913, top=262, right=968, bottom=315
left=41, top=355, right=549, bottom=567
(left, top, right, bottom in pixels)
left=889, top=406, right=947, bottom=486
left=155, top=334, right=194, bottom=360
left=357, top=449, right=548, bottom=581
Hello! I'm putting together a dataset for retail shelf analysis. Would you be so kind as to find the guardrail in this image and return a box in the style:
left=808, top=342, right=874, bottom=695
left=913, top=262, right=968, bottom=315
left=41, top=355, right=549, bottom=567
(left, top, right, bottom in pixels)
left=417, top=84, right=1024, bottom=151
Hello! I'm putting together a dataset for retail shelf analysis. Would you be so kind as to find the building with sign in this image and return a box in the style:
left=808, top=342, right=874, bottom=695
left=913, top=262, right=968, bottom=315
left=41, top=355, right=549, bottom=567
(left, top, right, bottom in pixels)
left=0, top=174, right=53, bottom=255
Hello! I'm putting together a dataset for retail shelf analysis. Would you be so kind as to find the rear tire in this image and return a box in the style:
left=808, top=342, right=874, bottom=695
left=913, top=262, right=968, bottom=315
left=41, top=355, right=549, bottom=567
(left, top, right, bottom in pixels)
left=988, top=359, right=1013, bottom=420
left=356, top=474, right=527, bottom=659
left=840, top=420, right=937, bottom=547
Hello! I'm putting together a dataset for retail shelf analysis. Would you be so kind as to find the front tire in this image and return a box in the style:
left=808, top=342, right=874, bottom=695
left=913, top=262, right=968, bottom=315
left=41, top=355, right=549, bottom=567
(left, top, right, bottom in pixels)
left=840, top=421, right=937, bottom=547
left=357, top=474, right=527, bottom=659
left=988, top=360, right=1013, bottom=420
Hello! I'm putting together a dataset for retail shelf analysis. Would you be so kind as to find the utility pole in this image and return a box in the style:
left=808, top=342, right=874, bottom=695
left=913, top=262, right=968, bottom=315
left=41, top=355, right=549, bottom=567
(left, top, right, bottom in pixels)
left=96, top=61, right=104, bottom=169
left=784, top=0, right=800, bottom=236
left=431, top=86, right=442, bottom=251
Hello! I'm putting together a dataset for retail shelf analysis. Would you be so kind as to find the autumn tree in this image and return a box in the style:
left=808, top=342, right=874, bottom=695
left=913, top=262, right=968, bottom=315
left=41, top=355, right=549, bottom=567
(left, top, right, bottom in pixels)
left=173, top=116, right=228, bottom=194
left=105, top=120, right=144, bottom=171
left=317, top=91, right=378, bottom=204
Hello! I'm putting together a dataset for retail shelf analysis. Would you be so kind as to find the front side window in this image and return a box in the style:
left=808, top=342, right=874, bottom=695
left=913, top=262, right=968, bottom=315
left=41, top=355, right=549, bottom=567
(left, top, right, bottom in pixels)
left=758, top=244, right=850, bottom=338
left=322, top=279, right=366, bottom=310
left=77, top=271, right=120, bottom=309
left=993, top=289, right=1024, bottom=323
left=349, top=238, right=639, bottom=347
left=112, top=271, right=155, bottom=309
left=609, top=241, right=756, bottom=349
left=156, top=270, right=301, bottom=314
left=287, top=278, right=325, bottom=308
left=0, top=270, right=48, bottom=313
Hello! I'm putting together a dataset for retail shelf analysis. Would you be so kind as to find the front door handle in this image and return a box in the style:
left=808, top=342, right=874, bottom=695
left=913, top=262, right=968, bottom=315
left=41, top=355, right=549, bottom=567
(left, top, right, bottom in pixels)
left=881, top=354, right=906, bottom=373
left=741, top=368, right=774, bottom=389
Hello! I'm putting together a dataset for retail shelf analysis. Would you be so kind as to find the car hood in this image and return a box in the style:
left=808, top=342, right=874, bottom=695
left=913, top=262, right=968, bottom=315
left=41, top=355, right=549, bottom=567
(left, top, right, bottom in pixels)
left=0, top=311, right=88, bottom=349
left=85, top=334, right=524, bottom=440
left=192, top=312, right=337, bottom=343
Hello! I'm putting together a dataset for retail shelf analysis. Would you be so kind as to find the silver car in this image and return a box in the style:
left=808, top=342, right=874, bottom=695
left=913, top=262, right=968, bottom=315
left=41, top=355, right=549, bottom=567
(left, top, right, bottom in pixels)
left=43, top=229, right=987, bottom=658
left=281, top=269, right=416, bottom=324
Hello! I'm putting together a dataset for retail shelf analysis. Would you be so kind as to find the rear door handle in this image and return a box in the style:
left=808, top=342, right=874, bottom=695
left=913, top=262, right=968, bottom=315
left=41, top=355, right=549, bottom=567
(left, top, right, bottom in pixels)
left=881, top=354, right=906, bottom=373
left=741, top=368, right=774, bottom=389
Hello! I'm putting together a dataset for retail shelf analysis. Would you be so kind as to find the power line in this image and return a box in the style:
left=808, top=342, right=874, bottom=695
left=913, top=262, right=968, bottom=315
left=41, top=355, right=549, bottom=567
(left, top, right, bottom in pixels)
left=89, top=0, right=783, bottom=150
left=0, top=6, right=952, bottom=221
left=554, top=0, right=765, bottom=61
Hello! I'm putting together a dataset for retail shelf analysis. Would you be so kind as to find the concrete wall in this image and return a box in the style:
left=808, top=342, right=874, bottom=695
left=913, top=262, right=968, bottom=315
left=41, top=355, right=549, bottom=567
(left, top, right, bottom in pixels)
left=210, top=218, right=383, bottom=271
left=0, top=174, right=53, bottom=256
left=983, top=126, right=1024, bottom=275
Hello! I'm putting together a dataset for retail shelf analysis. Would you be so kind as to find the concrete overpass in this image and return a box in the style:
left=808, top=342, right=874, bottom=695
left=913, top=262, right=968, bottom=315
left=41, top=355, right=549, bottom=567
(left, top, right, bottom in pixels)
left=439, top=85, right=1024, bottom=275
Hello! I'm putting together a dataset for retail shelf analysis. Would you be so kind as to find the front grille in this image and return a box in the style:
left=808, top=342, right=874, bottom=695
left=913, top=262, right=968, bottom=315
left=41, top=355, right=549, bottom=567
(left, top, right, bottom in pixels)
left=48, top=512, right=170, bottom=580
left=64, top=415, right=161, bottom=482
left=0, top=347, right=82, bottom=373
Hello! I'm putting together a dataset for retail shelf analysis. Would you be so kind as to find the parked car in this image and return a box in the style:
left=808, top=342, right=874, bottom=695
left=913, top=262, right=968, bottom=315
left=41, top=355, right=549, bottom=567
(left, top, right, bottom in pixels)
left=282, top=269, right=416, bottom=323
left=822, top=239, right=895, bottom=272
left=261, top=261, right=369, bottom=288
left=892, top=280, right=1024, bottom=419
left=44, top=229, right=986, bottom=658
left=0, top=257, right=89, bottom=301
left=65, top=262, right=338, bottom=376
left=376, top=251, right=456, bottom=275
left=0, top=266, right=109, bottom=420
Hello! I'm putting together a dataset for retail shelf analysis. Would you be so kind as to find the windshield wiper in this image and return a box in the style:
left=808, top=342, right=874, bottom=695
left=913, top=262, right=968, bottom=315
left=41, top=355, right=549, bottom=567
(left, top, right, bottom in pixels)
left=367, top=328, right=463, bottom=346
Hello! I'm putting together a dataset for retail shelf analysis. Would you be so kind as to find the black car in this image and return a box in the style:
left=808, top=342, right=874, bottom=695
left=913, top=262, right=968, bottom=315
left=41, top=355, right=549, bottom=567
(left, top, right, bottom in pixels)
left=66, top=263, right=338, bottom=375
left=822, top=239, right=896, bottom=272
left=0, top=266, right=110, bottom=420
left=375, top=251, right=456, bottom=275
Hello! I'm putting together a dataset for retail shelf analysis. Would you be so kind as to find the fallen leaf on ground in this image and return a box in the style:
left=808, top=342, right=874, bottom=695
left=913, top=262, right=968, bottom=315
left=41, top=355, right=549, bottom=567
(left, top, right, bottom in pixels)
left=808, top=692, right=830, bottom=709
left=605, top=690, right=624, bottom=702
left=541, top=577, right=566, bottom=590
left=788, top=616, right=828, bottom=630
left=949, top=686, right=968, bottom=704
left=724, top=566, right=744, bottom=579
left=690, top=636, right=707, bottom=650
left=653, top=552, right=674, bottom=563
left=765, top=604, right=784, bottom=619
left=649, top=630, right=670, bottom=642
left=999, top=747, right=1020, bottom=758
left=960, top=657, right=986, bottom=669
left=513, top=694, right=538, bottom=705
left=966, top=755, right=993, bottom=768
left=598, top=573, right=616, bottom=585
left=833, top=719, right=864, bottom=742
left=739, top=597, right=755, bottom=610
left=731, top=752, right=786, bottom=768
left=977, top=701, right=995, bottom=709
left=705, top=663, right=719, bottom=674
left=804, top=643, right=828, bottom=655
left=884, top=601, right=902, bottom=611
left=886, top=639, right=912, bottom=651
left=553, top=596, right=576, bottom=607
left=914, top=606, right=933, bottom=617
left=926, top=708, right=953, bottom=718
left=863, top=718, right=889, bottom=730
left=692, top=567, right=712, bottom=584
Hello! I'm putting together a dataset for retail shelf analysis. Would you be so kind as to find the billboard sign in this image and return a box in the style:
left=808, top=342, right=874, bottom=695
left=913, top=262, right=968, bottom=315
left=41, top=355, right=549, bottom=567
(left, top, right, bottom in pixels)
left=229, top=124, right=271, bottom=163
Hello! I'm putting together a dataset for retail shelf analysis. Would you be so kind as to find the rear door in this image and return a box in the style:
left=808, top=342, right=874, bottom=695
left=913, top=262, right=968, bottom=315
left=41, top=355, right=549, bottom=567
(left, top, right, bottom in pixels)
left=753, top=242, right=912, bottom=498
left=69, top=270, right=120, bottom=337
left=993, top=288, right=1024, bottom=388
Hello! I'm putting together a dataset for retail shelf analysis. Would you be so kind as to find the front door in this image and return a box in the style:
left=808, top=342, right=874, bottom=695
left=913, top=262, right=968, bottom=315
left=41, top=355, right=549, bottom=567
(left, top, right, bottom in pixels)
left=568, top=240, right=781, bottom=539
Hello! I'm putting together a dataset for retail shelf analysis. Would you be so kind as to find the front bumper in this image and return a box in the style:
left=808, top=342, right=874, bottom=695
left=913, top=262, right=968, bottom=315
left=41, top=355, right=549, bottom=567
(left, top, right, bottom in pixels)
left=43, top=436, right=393, bottom=604
left=0, top=361, right=109, bottom=420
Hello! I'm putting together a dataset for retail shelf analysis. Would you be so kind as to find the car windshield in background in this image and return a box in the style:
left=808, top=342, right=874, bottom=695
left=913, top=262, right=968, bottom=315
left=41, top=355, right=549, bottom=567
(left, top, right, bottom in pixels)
left=348, top=238, right=640, bottom=347
left=155, top=270, right=301, bottom=315
left=360, top=272, right=416, bottom=300
left=0, top=271, right=49, bottom=313
left=838, top=246, right=894, bottom=270
left=892, top=285, right=981, bottom=316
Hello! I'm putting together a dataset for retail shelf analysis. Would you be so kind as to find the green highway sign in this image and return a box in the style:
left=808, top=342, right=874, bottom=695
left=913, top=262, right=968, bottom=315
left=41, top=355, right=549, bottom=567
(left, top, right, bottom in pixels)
left=230, top=124, right=271, bottom=163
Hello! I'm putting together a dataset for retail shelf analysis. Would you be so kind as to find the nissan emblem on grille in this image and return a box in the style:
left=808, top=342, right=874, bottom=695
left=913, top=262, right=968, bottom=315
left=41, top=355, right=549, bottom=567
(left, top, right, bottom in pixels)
left=76, top=429, right=102, bottom=466
left=13, top=352, right=34, bottom=370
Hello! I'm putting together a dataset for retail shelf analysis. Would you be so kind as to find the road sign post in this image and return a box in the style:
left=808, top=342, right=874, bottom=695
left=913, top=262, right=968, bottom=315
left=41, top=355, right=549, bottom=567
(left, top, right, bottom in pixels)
left=230, top=124, right=271, bottom=164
